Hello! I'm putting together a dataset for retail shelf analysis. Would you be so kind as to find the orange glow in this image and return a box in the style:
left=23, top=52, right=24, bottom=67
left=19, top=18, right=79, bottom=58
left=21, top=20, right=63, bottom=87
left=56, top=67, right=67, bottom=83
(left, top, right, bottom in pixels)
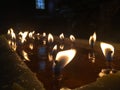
left=100, top=42, right=114, bottom=59
left=18, top=31, right=28, bottom=43
left=89, top=32, right=96, bottom=46
left=55, top=49, right=76, bottom=68
left=70, top=35, right=75, bottom=42
left=22, top=50, right=30, bottom=61
left=48, top=33, right=54, bottom=43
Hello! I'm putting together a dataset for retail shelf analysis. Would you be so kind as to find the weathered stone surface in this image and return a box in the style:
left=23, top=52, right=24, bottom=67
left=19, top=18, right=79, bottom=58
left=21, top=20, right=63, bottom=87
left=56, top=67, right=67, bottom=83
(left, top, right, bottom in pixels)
left=0, top=35, right=45, bottom=90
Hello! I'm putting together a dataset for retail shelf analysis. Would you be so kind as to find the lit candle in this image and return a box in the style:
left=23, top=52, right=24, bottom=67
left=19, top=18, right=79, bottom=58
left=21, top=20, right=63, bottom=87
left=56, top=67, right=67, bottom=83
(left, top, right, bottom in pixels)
left=89, top=32, right=96, bottom=48
left=70, top=35, right=75, bottom=48
left=100, top=42, right=114, bottom=69
left=53, top=49, right=76, bottom=78
left=88, top=32, right=96, bottom=63
left=99, top=42, right=116, bottom=77
left=48, top=45, right=58, bottom=61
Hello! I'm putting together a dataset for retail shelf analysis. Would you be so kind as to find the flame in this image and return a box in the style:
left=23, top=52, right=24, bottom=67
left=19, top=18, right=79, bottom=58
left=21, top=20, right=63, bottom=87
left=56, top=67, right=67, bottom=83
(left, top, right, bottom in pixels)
left=29, top=43, right=34, bottom=50
left=53, top=45, right=57, bottom=51
left=43, top=32, right=46, bottom=37
left=42, top=32, right=47, bottom=45
left=59, top=45, right=64, bottom=50
left=22, top=50, right=30, bottom=61
left=70, top=35, right=75, bottom=42
left=7, top=28, right=16, bottom=39
left=36, top=33, right=40, bottom=40
left=48, top=53, right=53, bottom=61
left=55, top=49, right=76, bottom=68
left=100, top=42, right=114, bottom=60
left=59, top=33, right=64, bottom=40
left=48, top=45, right=57, bottom=61
left=89, top=32, right=96, bottom=46
left=7, top=28, right=17, bottom=51
left=48, top=33, right=54, bottom=43
left=28, top=31, right=35, bottom=39
left=18, top=31, right=28, bottom=43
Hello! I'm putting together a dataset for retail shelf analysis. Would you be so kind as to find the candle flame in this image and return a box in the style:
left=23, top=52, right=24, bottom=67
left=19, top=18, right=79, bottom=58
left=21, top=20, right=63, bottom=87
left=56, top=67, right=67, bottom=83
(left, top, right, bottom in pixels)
left=29, top=43, right=34, bottom=50
left=43, top=32, right=46, bottom=37
left=53, top=45, right=57, bottom=51
left=28, top=31, right=35, bottom=39
left=7, top=28, right=17, bottom=51
left=7, top=28, right=16, bottom=39
left=48, top=45, right=58, bottom=61
left=55, top=49, right=76, bottom=68
left=59, top=33, right=64, bottom=40
left=89, top=32, right=96, bottom=46
left=48, top=33, right=54, bottom=43
left=70, top=35, right=75, bottom=42
left=19, top=31, right=28, bottom=43
left=36, top=33, right=40, bottom=40
left=59, top=45, right=64, bottom=50
left=48, top=53, right=53, bottom=61
left=22, top=50, right=30, bottom=61
left=100, top=42, right=114, bottom=61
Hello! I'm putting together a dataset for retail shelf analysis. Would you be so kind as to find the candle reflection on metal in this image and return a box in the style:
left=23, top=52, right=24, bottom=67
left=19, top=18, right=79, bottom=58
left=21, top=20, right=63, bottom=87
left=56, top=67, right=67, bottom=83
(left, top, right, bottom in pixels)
left=88, top=32, right=96, bottom=63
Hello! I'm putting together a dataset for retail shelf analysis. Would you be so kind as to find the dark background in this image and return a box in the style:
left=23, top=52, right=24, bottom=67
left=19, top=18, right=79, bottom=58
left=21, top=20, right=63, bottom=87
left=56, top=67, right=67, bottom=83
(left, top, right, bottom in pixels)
left=0, top=0, right=120, bottom=42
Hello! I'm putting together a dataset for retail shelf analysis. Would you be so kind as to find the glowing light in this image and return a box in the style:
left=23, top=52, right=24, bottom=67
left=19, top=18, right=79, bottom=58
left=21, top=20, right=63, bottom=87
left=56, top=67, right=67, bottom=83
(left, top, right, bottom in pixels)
left=7, top=28, right=16, bottom=39
left=53, top=45, right=57, bottom=51
left=48, top=45, right=58, bottom=61
left=36, top=33, right=40, bottom=40
left=100, top=42, right=114, bottom=61
left=28, top=31, right=35, bottom=39
left=18, top=31, right=28, bottom=43
left=22, top=50, right=30, bottom=61
left=59, top=33, right=64, bottom=40
left=29, top=43, right=34, bottom=50
left=43, top=32, right=46, bottom=37
left=70, top=35, right=75, bottom=42
left=48, top=33, right=54, bottom=43
left=55, top=49, right=76, bottom=68
left=98, top=69, right=107, bottom=77
left=59, top=45, right=64, bottom=50
left=89, top=32, right=96, bottom=46
left=7, top=28, right=17, bottom=51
